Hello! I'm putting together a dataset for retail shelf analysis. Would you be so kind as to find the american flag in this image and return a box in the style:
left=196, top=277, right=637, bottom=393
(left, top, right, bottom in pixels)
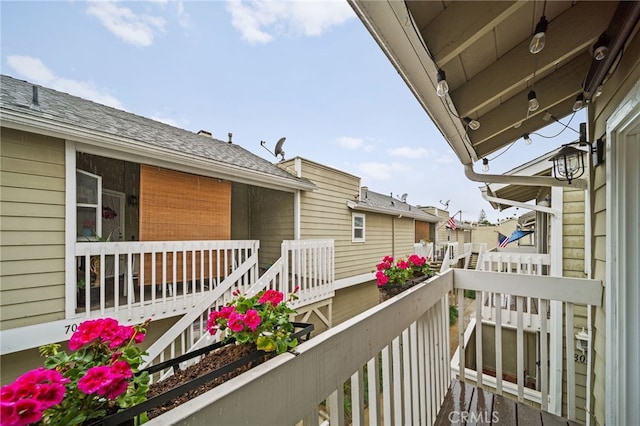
left=447, top=216, right=456, bottom=230
left=498, top=233, right=509, bottom=248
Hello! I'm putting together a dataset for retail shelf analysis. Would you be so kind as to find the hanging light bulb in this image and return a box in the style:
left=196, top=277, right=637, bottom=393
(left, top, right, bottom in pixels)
left=593, top=34, right=609, bottom=61
left=529, top=16, right=548, bottom=54
left=524, top=133, right=532, bottom=145
left=463, top=117, right=480, bottom=130
left=436, top=69, right=449, bottom=97
left=528, top=90, right=540, bottom=112
left=482, top=158, right=490, bottom=172
left=572, top=93, right=585, bottom=111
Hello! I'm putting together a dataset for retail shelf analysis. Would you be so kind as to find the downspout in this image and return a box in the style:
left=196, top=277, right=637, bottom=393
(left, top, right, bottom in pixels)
left=464, top=164, right=587, bottom=190
left=480, top=187, right=560, bottom=217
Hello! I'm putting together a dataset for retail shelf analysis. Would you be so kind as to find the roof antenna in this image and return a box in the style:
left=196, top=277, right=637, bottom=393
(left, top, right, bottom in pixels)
left=260, top=137, right=286, bottom=161
left=400, top=193, right=408, bottom=203
left=30, top=86, right=41, bottom=111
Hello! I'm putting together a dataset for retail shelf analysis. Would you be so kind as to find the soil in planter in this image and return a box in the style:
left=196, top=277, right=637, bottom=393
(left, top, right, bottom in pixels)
left=146, top=343, right=271, bottom=419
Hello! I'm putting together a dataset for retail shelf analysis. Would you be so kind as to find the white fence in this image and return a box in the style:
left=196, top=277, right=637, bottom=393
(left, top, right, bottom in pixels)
left=451, top=269, right=602, bottom=419
left=146, top=271, right=453, bottom=426
left=140, top=240, right=334, bottom=372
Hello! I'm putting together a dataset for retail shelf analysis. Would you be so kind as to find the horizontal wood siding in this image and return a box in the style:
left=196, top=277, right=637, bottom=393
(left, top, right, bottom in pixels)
left=0, top=128, right=66, bottom=329
left=248, top=186, right=294, bottom=268
left=588, top=28, right=640, bottom=426
left=139, top=165, right=231, bottom=282
left=289, top=158, right=418, bottom=280
left=562, top=188, right=586, bottom=279
left=331, top=281, right=379, bottom=326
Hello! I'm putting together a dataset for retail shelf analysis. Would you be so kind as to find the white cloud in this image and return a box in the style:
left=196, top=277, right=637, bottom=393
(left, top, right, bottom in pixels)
left=176, top=2, right=192, bottom=30
left=355, top=161, right=407, bottom=181
left=6, top=55, right=125, bottom=110
left=387, top=146, right=430, bottom=159
left=336, top=136, right=363, bottom=150
left=226, top=0, right=354, bottom=44
left=86, top=1, right=165, bottom=47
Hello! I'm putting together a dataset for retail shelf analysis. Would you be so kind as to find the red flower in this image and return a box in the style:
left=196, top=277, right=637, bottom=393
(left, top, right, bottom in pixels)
left=258, top=289, right=284, bottom=306
left=227, top=311, right=245, bottom=333
left=243, top=309, right=261, bottom=331
left=376, top=270, right=389, bottom=286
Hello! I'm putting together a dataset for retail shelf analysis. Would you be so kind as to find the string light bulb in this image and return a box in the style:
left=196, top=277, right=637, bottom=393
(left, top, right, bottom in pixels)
left=528, top=90, right=540, bottom=112
left=436, top=69, right=449, bottom=97
left=572, top=93, right=585, bottom=111
left=463, top=117, right=480, bottom=130
left=529, top=16, right=548, bottom=54
left=524, top=133, right=532, bottom=145
left=482, top=158, right=490, bottom=172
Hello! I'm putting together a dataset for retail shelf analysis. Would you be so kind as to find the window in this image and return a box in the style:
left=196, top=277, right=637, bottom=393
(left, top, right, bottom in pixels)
left=76, top=169, right=102, bottom=240
left=352, top=213, right=365, bottom=242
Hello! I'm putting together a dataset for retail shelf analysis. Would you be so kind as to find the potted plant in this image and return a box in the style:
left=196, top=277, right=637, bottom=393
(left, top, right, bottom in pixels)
left=375, top=254, right=433, bottom=301
left=1, top=318, right=151, bottom=426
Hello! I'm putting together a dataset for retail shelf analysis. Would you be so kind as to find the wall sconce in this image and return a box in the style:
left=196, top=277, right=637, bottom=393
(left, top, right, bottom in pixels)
left=549, top=145, right=586, bottom=184
left=575, top=328, right=589, bottom=354
left=128, top=195, right=138, bottom=207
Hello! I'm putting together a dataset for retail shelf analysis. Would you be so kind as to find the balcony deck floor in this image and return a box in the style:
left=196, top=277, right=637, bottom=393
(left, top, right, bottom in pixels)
left=434, top=380, right=581, bottom=425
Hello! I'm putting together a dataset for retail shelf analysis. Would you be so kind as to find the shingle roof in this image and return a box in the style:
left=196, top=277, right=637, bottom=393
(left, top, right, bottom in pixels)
left=0, top=75, right=312, bottom=188
left=353, top=189, right=441, bottom=222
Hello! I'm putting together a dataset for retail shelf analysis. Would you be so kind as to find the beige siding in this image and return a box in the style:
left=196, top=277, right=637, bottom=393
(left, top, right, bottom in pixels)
left=0, top=127, right=66, bottom=329
left=281, top=158, right=418, bottom=280
left=562, top=188, right=587, bottom=279
left=248, top=186, right=294, bottom=268
left=331, top=281, right=379, bottom=326
left=588, top=28, right=640, bottom=426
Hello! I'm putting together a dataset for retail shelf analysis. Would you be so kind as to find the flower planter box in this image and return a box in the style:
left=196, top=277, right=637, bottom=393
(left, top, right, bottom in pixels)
left=86, top=322, right=314, bottom=426
left=378, top=274, right=432, bottom=302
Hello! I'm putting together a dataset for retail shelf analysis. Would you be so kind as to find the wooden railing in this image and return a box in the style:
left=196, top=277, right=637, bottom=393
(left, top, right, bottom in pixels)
left=413, top=242, right=434, bottom=260
left=140, top=240, right=334, bottom=372
left=73, top=240, right=260, bottom=323
left=145, top=271, right=453, bottom=426
left=451, top=269, right=602, bottom=419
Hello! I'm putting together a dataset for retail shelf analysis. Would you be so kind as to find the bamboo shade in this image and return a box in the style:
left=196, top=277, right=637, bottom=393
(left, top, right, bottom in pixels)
left=139, top=165, right=231, bottom=284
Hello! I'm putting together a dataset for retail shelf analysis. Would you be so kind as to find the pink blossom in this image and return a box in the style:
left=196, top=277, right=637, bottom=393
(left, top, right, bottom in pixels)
left=2, top=399, right=42, bottom=426
left=397, top=260, right=409, bottom=270
left=293, top=285, right=300, bottom=293
left=243, top=309, right=261, bottom=331
left=408, top=254, right=426, bottom=267
left=78, top=366, right=111, bottom=395
left=109, top=361, right=133, bottom=379
left=383, top=255, right=394, bottom=263
left=227, top=311, right=245, bottom=333
left=376, top=270, right=389, bottom=286
left=258, top=289, right=284, bottom=306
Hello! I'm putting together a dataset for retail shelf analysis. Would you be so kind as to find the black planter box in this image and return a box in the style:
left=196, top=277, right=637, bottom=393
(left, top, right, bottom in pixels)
left=86, top=322, right=314, bottom=426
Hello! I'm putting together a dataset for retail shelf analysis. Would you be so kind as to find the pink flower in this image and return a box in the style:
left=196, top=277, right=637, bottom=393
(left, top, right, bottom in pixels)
left=293, top=285, right=300, bottom=293
left=383, top=255, right=394, bottom=263
left=408, top=254, right=426, bottom=267
left=2, top=399, right=42, bottom=426
left=376, top=270, right=389, bottom=286
left=227, top=311, right=245, bottom=333
left=397, top=260, right=409, bottom=270
left=78, top=366, right=111, bottom=395
left=243, top=309, right=261, bottom=331
left=109, top=361, right=133, bottom=379
left=258, top=290, right=284, bottom=306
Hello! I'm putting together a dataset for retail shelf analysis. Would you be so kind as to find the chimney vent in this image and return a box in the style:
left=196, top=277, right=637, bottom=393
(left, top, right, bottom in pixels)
left=197, top=130, right=212, bottom=138
left=228, top=132, right=233, bottom=144
left=30, top=86, right=41, bottom=111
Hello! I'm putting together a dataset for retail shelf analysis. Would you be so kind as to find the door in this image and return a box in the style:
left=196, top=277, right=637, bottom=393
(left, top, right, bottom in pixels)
left=102, top=190, right=125, bottom=277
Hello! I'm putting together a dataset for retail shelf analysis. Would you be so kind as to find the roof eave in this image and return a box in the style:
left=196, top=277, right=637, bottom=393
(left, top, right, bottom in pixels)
left=1, top=109, right=316, bottom=192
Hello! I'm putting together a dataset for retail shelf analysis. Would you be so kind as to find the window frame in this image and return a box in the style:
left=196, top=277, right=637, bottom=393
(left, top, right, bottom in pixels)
left=352, top=212, right=366, bottom=243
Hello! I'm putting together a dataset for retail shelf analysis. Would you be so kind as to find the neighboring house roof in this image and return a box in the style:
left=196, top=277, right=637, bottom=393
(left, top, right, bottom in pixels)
left=0, top=75, right=315, bottom=192
left=347, top=188, right=441, bottom=222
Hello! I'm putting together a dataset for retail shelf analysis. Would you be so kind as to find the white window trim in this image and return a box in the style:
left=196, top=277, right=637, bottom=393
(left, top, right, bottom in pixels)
left=352, top=212, right=366, bottom=243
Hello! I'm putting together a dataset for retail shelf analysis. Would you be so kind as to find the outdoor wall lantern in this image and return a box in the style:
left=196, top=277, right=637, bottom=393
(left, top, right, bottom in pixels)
left=549, top=145, right=585, bottom=184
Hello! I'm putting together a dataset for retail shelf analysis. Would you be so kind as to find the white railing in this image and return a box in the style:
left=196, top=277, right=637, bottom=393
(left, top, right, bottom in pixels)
left=140, top=240, right=334, bottom=372
left=74, top=240, right=260, bottom=323
left=451, top=269, right=602, bottom=419
left=145, top=272, right=453, bottom=426
left=413, top=242, right=434, bottom=260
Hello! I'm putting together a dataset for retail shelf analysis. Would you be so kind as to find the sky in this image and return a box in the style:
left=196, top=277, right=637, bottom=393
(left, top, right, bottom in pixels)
left=1, top=0, right=585, bottom=223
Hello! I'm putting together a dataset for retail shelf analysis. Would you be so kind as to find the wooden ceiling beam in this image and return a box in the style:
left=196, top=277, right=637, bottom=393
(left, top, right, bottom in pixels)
left=470, top=53, right=591, bottom=149
left=450, top=1, right=616, bottom=118
left=416, top=1, right=527, bottom=67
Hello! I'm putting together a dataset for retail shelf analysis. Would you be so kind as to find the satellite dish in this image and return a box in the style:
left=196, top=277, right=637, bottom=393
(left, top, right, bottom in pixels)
left=400, top=193, right=408, bottom=202
left=260, top=137, right=286, bottom=161
left=274, top=137, right=286, bottom=160
left=440, top=199, right=450, bottom=209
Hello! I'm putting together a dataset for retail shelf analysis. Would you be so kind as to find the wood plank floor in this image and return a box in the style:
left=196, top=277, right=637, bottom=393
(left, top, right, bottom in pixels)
left=434, top=380, right=582, bottom=425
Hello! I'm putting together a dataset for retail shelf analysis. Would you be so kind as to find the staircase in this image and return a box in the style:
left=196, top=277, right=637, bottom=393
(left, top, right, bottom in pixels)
left=467, top=252, right=479, bottom=270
